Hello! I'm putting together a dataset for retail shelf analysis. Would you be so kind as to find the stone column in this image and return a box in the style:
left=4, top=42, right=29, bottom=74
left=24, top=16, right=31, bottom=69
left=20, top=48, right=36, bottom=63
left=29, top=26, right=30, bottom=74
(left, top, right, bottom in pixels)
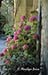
left=26, top=0, right=38, bottom=17
left=41, top=0, right=48, bottom=74
left=33, top=0, right=38, bottom=10
left=14, top=0, right=26, bottom=28
left=15, top=0, right=26, bottom=22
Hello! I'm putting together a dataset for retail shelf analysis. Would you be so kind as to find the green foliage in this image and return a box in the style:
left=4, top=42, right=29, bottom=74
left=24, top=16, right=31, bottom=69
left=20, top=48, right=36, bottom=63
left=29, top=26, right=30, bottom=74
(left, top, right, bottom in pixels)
left=3, top=23, right=14, bottom=36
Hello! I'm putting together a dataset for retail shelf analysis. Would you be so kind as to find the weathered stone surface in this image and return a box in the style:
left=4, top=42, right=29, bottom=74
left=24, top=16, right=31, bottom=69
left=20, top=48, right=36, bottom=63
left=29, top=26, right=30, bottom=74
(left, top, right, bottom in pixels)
left=41, top=0, right=48, bottom=74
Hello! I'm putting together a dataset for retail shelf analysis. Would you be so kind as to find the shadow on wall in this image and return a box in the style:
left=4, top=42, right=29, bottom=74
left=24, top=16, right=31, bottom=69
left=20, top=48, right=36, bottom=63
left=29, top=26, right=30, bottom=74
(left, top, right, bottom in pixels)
left=41, top=61, right=47, bottom=75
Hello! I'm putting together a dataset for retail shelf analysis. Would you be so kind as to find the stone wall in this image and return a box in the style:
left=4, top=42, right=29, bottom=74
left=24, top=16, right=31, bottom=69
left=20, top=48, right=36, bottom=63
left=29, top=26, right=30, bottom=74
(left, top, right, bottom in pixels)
left=41, top=0, right=48, bottom=74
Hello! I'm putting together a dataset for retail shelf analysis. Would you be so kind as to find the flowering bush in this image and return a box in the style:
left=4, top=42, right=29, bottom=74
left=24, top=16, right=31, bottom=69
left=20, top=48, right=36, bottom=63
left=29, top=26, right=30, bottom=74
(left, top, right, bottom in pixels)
left=0, top=16, right=39, bottom=74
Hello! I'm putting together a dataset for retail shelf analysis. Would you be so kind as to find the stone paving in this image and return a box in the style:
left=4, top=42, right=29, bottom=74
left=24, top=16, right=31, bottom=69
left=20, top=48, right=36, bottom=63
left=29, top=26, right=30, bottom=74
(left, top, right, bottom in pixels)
left=0, top=35, right=7, bottom=74
left=0, top=39, right=6, bottom=52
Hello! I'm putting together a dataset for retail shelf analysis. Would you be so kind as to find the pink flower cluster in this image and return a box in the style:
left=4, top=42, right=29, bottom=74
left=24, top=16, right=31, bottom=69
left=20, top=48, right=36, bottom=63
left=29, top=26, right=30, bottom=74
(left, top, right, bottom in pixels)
left=24, top=25, right=31, bottom=31
left=18, top=22, right=23, bottom=28
left=4, top=59, right=10, bottom=64
left=3, top=48, right=8, bottom=54
left=0, top=48, right=8, bottom=57
left=33, top=34, right=39, bottom=40
left=13, top=35, right=18, bottom=41
left=20, top=16, right=25, bottom=21
left=14, top=28, right=21, bottom=35
left=11, top=45, right=16, bottom=50
left=0, top=15, right=38, bottom=66
left=29, top=16, right=38, bottom=22
left=17, top=28, right=22, bottom=35
left=0, top=53, right=4, bottom=57
left=0, top=44, right=17, bottom=57
left=13, top=28, right=22, bottom=42
left=6, top=36, right=12, bottom=42
left=22, top=44, right=28, bottom=50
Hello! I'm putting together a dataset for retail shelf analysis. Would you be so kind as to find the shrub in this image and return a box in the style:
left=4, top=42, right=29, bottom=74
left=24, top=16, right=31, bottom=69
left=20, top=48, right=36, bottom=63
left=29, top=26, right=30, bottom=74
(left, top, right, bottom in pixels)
left=0, top=16, right=39, bottom=75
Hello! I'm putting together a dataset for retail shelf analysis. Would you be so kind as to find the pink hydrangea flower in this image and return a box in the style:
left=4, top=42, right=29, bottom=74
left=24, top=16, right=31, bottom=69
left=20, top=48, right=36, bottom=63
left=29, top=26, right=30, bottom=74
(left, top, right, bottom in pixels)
left=24, top=25, right=31, bottom=31
left=14, top=29, right=21, bottom=36
left=22, top=44, right=28, bottom=50
left=14, top=31, right=17, bottom=35
left=11, top=45, right=16, bottom=50
left=0, top=53, right=4, bottom=57
left=18, top=22, right=23, bottom=27
left=16, top=28, right=21, bottom=35
left=3, top=48, right=8, bottom=54
left=4, top=59, right=10, bottom=64
left=33, top=34, right=39, bottom=40
left=6, top=36, right=12, bottom=42
left=20, top=16, right=25, bottom=21
left=13, top=35, right=18, bottom=41
left=29, top=16, right=37, bottom=22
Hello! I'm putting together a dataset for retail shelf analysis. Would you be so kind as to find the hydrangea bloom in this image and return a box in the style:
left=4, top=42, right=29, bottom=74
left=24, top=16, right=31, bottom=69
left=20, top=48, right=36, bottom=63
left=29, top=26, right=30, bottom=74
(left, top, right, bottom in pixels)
left=20, top=16, right=25, bottom=21
left=29, top=16, right=38, bottom=22
left=14, top=31, right=17, bottom=35
left=4, top=59, right=10, bottom=64
left=22, top=44, right=28, bottom=50
left=18, top=22, right=23, bottom=27
left=24, top=25, right=31, bottom=31
left=3, top=48, right=8, bottom=54
left=16, top=28, right=22, bottom=35
left=6, top=36, right=12, bottom=42
left=33, top=34, right=39, bottom=40
left=13, top=35, right=18, bottom=41
left=11, top=45, right=16, bottom=50
left=0, top=53, right=4, bottom=57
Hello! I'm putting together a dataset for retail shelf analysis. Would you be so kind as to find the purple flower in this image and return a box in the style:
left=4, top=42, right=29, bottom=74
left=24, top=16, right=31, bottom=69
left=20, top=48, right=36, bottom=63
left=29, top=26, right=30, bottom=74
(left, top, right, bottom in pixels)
left=14, top=31, right=17, bottom=35
left=22, top=44, right=28, bottom=50
left=3, top=48, right=8, bottom=55
left=20, top=16, right=25, bottom=21
left=11, top=45, right=16, bottom=50
left=24, top=25, right=31, bottom=31
left=14, top=28, right=21, bottom=36
left=4, top=59, right=10, bottom=64
left=33, top=34, right=39, bottom=40
left=17, top=28, right=21, bottom=35
left=0, top=53, right=4, bottom=57
left=6, top=36, right=12, bottom=42
left=13, top=35, right=18, bottom=41
left=29, top=16, right=38, bottom=22
left=18, top=22, right=23, bottom=27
